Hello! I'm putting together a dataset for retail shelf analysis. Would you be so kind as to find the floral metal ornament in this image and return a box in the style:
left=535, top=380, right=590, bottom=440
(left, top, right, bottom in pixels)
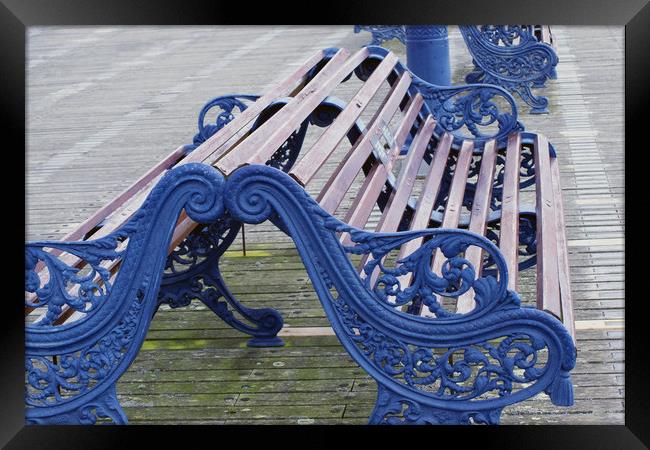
left=460, top=25, right=558, bottom=114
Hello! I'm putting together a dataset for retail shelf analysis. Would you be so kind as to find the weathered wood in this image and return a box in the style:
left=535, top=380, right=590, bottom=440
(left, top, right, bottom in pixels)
left=422, top=140, right=474, bottom=318
left=395, top=132, right=454, bottom=284
left=534, top=134, right=562, bottom=319
left=499, top=133, right=522, bottom=292
left=340, top=94, right=425, bottom=245
left=26, top=26, right=623, bottom=425
left=316, top=71, right=412, bottom=214
left=552, top=156, right=577, bottom=342
left=457, top=139, right=498, bottom=313
left=289, top=52, right=399, bottom=185
left=217, top=48, right=366, bottom=174
left=362, top=115, right=436, bottom=287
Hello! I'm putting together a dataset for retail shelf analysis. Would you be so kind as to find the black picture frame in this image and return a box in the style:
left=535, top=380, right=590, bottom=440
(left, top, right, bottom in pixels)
left=2, top=0, right=647, bottom=447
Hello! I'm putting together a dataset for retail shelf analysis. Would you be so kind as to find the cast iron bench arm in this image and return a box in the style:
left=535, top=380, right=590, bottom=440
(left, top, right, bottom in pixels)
left=225, top=164, right=576, bottom=423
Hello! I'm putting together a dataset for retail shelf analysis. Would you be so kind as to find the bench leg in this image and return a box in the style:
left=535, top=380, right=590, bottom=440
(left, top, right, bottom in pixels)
left=158, top=216, right=285, bottom=347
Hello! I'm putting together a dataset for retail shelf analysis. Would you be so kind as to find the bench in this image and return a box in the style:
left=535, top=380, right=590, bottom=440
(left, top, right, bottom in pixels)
left=460, top=25, right=559, bottom=114
left=24, top=45, right=576, bottom=425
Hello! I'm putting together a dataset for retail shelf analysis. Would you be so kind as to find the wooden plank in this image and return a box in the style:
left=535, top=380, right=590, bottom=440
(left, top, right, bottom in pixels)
left=422, top=140, right=474, bottom=318
left=316, top=71, right=412, bottom=214
left=499, top=133, right=522, bottom=292
left=340, top=94, right=424, bottom=245
left=533, top=134, right=562, bottom=319
left=551, top=156, right=577, bottom=342
left=362, top=115, right=436, bottom=288
left=373, top=115, right=437, bottom=234
left=395, top=132, right=454, bottom=266
left=216, top=48, right=367, bottom=174
left=456, top=139, right=498, bottom=313
left=182, top=49, right=327, bottom=167
left=289, top=52, right=399, bottom=185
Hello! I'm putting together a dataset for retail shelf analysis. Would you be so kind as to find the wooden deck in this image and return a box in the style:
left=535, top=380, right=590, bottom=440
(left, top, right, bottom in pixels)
left=26, top=25, right=624, bottom=424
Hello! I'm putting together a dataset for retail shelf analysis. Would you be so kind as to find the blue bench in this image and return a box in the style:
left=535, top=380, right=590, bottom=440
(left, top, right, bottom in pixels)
left=25, top=46, right=576, bottom=425
left=460, top=25, right=558, bottom=114
left=355, top=25, right=559, bottom=114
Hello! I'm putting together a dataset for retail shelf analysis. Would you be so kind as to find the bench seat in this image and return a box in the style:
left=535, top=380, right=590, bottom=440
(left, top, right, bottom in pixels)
left=25, top=45, right=576, bottom=425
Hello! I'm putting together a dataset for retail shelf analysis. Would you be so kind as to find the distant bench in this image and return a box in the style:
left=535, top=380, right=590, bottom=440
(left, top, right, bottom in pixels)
left=25, top=45, right=576, bottom=425
left=460, top=25, right=559, bottom=114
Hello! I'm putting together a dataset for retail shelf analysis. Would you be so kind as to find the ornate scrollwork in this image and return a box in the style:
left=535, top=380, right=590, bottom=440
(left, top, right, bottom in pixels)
left=340, top=224, right=515, bottom=318
left=371, top=385, right=503, bottom=424
left=158, top=215, right=284, bottom=346
left=411, top=75, right=524, bottom=147
left=224, top=164, right=576, bottom=423
left=187, top=94, right=259, bottom=151
left=25, top=228, right=133, bottom=326
left=25, top=163, right=227, bottom=424
left=25, top=287, right=144, bottom=409
left=460, top=25, right=558, bottom=114
left=478, top=25, right=536, bottom=47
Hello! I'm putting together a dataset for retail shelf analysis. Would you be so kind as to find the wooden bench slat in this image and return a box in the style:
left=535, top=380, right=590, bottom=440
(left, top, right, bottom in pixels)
left=533, top=134, right=562, bottom=320
left=316, top=71, right=412, bottom=214
left=396, top=132, right=454, bottom=267
left=363, top=115, right=437, bottom=287
left=422, top=140, right=474, bottom=318
left=456, top=139, right=498, bottom=314
left=551, top=156, right=576, bottom=343
left=340, top=94, right=424, bottom=245
left=374, top=115, right=437, bottom=234
left=186, top=49, right=328, bottom=167
left=498, top=133, right=522, bottom=292
left=216, top=48, right=369, bottom=175
left=392, top=132, right=454, bottom=312
left=290, top=52, right=399, bottom=186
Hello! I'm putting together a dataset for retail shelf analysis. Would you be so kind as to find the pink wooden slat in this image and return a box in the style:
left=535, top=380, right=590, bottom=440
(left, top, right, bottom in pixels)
left=499, top=133, right=522, bottom=292
left=374, top=116, right=437, bottom=234
left=290, top=52, right=400, bottom=185
left=28, top=51, right=331, bottom=290
left=396, top=132, right=454, bottom=265
left=551, top=156, right=576, bottom=343
left=316, top=71, right=412, bottom=214
left=185, top=49, right=327, bottom=167
left=363, top=115, right=437, bottom=287
left=533, top=134, right=562, bottom=319
left=456, top=139, right=498, bottom=313
left=216, top=48, right=370, bottom=175
left=392, top=133, right=454, bottom=309
left=340, top=94, right=424, bottom=246
left=421, top=140, right=474, bottom=318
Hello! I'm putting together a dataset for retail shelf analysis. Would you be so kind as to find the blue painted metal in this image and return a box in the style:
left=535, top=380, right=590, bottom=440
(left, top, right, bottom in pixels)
left=185, top=94, right=260, bottom=152
left=355, top=25, right=558, bottom=115
left=156, top=95, right=357, bottom=349
left=225, top=164, right=577, bottom=424
left=25, top=163, right=227, bottom=424
left=405, top=26, right=451, bottom=87
left=459, top=26, right=558, bottom=114
left=24, top=154, right=576, bottom=424
left=358, top=45, right=523, bottom=150
left=24, top=48, right=573, bottom=424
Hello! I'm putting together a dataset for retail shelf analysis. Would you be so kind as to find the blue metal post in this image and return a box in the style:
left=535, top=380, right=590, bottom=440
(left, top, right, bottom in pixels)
left=405, top=25, right=451, bottom=86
